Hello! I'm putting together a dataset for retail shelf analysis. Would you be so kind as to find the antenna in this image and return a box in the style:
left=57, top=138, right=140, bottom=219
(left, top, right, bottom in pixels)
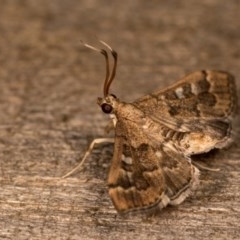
left=81, top=40, right=118, bottom=97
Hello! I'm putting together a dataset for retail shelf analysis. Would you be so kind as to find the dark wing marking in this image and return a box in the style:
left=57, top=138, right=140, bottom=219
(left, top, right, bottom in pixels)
left=134, top=70, right=237, bottom=119
left=107, top=120, right=199, bottom=214
left=133, top=70, right=237, bottom=154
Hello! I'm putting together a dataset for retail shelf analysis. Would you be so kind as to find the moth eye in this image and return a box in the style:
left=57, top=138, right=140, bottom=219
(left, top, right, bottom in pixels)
left=101, top=103, right=113, bottom=114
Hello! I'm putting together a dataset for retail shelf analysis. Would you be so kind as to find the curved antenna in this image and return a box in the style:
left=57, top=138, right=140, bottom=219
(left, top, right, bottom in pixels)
left=81, top=41, right=110, bottom=97
left=99, top=41, right=118, bottom=96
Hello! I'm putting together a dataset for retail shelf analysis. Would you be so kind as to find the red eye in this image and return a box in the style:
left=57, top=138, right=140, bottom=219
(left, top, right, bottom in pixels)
left=101, top=103, right=113, bottom=114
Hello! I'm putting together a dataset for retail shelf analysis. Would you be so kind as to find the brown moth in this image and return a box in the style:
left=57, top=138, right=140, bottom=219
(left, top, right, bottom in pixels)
left=63, top=41, right=237, bottom=214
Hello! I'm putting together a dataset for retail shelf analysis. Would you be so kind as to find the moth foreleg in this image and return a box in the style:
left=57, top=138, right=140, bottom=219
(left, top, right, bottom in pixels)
left=62, top=138, right=114, bottom=178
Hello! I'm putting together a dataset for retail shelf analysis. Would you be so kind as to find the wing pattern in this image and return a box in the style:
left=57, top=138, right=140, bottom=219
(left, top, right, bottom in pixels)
left=107, top=70, right=237, bottom=213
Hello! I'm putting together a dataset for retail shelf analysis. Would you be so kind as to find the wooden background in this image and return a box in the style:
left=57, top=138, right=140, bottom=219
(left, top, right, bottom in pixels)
left=0, top=1, right=239, bottom=239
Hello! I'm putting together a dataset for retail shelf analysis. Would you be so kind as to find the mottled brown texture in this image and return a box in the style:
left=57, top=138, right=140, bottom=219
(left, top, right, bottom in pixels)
left=101, top=70, right=236, bottom=214
left=0, top=0, right=240, bottom=239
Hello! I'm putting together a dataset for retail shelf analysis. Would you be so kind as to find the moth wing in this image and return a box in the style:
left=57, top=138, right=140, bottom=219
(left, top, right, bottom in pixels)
left=133, top=70, right=237, bottom=154
left=134, top=70, right=237, bottom=119
left=107, top=121, right=199, bottom=214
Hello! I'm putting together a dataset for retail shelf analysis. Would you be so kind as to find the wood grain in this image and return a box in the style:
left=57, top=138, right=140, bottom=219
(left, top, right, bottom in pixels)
left=0, top=1, right=239, bottom=239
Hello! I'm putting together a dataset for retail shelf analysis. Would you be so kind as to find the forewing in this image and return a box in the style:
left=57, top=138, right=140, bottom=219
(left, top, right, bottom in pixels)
left=134, top=70, right=237, bottom=119
left=133, top=70, right=237, bottom=154
left=107, top=121, right=199, bottom=214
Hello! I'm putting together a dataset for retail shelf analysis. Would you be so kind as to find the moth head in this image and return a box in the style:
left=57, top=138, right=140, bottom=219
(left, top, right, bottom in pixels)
left=98, top=94, right=117, bottom=114
left=82, top=40, right=118, bottom=114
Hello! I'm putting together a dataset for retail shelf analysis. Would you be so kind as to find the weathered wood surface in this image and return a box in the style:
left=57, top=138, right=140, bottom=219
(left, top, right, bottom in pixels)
left=0, top=1, right=239, bottom=239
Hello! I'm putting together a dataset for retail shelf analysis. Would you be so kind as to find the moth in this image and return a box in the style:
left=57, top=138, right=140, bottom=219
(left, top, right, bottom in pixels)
left=63, top=41, right=237, bottom=214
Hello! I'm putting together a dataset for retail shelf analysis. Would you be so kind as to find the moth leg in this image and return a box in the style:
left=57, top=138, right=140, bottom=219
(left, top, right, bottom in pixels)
left=62, top=138, right=114, bottom=178
left=192, top=161, right=220, bottom=172
left=105, top=114, right=117, bottom=134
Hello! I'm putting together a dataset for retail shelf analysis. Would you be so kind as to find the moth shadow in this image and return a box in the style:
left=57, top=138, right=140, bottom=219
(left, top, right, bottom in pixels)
left=191, top=148, right=221, bottom=167
left=190, top=146, right=237, bottom=199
